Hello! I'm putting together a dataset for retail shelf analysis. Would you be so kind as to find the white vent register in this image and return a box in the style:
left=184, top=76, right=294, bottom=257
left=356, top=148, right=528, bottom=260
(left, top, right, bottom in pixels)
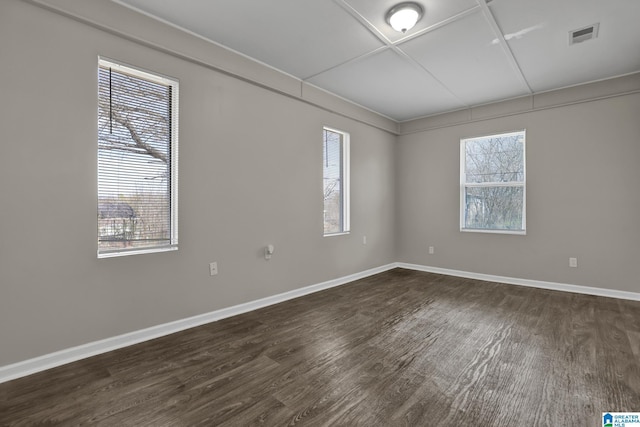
left=569, top=23, right=599, bottom=45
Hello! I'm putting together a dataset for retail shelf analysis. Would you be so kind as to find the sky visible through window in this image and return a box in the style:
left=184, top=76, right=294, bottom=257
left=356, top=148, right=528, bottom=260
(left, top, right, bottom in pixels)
left=323, top=129, right=343, bottom=234
left=97, top=67, right=170, bottom=198
left=97, top=62, right=174, bottom=252
left=462, top=131, right=525, bottom=232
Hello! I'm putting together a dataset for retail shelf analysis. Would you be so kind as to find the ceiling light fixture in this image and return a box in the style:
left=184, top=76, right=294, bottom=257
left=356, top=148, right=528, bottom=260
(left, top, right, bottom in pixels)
left=386, top=2, right=424, bottom=33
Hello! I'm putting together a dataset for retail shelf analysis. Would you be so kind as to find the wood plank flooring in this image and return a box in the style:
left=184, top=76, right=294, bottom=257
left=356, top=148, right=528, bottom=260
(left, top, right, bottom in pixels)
left=1, top=268, right=639, bottom=426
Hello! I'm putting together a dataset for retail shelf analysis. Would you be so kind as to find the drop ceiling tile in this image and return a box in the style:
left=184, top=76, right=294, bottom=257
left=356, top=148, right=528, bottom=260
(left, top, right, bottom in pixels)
left=489, top=0, right=640, bottom=92
left=343, top=0, right=479, bottom=43
left=308, top=49, right=465, bottom=121
left=117, top=0, right=385, bottom=79
left=400, top=10, right=530, bottom=106
left=115, top=0, right=640, bottom=120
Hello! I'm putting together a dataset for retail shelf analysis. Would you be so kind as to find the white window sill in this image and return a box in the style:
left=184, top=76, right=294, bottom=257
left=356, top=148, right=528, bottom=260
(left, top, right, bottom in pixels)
left=323, top=231, right=351, bottom=237
left=460, top=228, right=526, bottom=236
left=98, top=245, right=178, bottom=259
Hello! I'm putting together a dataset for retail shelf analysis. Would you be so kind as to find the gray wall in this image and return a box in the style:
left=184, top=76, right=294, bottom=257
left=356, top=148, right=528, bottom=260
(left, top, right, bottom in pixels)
left=1, top=0, right=639, bottom=369
left=397, top=92, right=640, bottom=292
left=0, top=1, right=396, bottom=366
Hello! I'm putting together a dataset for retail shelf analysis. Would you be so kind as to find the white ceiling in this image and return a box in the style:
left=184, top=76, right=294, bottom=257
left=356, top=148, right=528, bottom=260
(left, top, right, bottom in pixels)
left=116, top=0, right=640, bottom=122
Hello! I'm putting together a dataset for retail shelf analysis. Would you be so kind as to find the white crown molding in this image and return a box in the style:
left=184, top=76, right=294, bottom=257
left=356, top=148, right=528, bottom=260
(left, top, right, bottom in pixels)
left=24, top=0, right=398, bottom=135
left=399, top=72, right=640, bottom=135
left=0, top=263, right=396, bottom=384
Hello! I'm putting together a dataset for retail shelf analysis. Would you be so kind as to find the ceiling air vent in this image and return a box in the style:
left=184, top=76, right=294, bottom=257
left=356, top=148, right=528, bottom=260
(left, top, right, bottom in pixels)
left=569, top=23, right=599, bottom=45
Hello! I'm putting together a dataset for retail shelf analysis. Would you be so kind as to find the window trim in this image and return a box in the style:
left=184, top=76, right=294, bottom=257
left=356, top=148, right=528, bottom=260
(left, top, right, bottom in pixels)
left=459, top=130, right=526, bottom=235
left=97, top=57, right=179, bottom=258
left=323, top=126, right=350, bottom=237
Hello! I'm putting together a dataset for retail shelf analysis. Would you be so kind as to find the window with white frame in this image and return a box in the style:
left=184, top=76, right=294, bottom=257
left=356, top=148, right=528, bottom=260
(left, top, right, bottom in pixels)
left=97, top=58, right=179, bottom=257
left=323, top=127, right=350, bottom=235
left=460, top=130, right=525, bottom=234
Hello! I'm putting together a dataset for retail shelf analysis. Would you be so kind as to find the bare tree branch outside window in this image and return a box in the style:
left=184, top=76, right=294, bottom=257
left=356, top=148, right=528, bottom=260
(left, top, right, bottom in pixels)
left=461, top=131, right=525, bottom=232
left=97, top=61, right=178, bottom=255
left=323, top=128, right=349, bottom=235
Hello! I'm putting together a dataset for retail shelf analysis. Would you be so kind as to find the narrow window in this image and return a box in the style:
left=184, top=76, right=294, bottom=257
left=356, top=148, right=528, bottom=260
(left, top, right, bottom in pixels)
left=323, top=127, right=350, bottom=235
left=97, top=58, right=179, bottom=257
left=460, top=130, right=526, bottom=234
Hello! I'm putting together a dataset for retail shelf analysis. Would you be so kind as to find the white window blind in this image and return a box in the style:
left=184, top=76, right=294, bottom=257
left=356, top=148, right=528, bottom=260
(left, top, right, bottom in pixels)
left=97, top=59, right=178, bottom=257
left=323, top=127, right=350, bottom=235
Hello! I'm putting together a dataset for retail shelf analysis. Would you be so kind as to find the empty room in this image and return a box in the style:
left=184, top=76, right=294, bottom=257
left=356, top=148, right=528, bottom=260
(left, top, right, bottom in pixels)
left=1, top=0, right=639, bottom=425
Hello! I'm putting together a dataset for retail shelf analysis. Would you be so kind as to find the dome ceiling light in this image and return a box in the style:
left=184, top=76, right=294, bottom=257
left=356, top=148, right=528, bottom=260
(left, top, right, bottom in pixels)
left=386, top=2, right=424, bottom=33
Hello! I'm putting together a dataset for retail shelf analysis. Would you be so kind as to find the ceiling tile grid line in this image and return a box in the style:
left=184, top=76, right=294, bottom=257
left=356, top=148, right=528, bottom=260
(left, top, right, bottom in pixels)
left=333, top=0, right=394, bottom=46
left=390, top=6, right=530, bottom=108
left=392, top=4, right=481, bottom=47
left=478, top=0, right=533, bottom=94
left=325, top=0, right=540, bottom=116
left=332, top=0, right=480, bottom=47
left=393, top=47, right=469, bottom=108
left=303, top=45, right=391, bottom=82
left=322, top=0, right=494, bottom=110
left=304, top=1, right=472, bottom=80
left=114, top=0, right=640, bottom=121
left=317, top=0, right=478, bottom=109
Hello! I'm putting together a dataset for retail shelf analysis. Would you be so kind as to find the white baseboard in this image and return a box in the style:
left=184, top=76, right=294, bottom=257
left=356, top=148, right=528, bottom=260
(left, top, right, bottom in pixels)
left=3, top=261, right=638, bottom=384
left=397, top=262, right=640, bottom=301
left=0, top=263, right=396, bottom=384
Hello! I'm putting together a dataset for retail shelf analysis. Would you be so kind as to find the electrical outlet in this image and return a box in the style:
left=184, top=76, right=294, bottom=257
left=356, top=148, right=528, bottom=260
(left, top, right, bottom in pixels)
left=209, top=262, right=218, bottom=276
left=428, top=246, right=434, bottom=255
left=363, top=236, right=367, bottom=245
left=569, top=257, right=578, bottom=268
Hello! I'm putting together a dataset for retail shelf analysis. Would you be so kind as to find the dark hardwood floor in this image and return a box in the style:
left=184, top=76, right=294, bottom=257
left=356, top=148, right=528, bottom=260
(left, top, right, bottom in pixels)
left=1, top=268, right=639, bottom=426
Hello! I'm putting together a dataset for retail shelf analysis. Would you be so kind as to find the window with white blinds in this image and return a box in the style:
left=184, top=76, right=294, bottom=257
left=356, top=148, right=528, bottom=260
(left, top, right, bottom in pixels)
left=323, top=127, right=350, bottom=236
left=97, top=58, right=178, bottom=257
